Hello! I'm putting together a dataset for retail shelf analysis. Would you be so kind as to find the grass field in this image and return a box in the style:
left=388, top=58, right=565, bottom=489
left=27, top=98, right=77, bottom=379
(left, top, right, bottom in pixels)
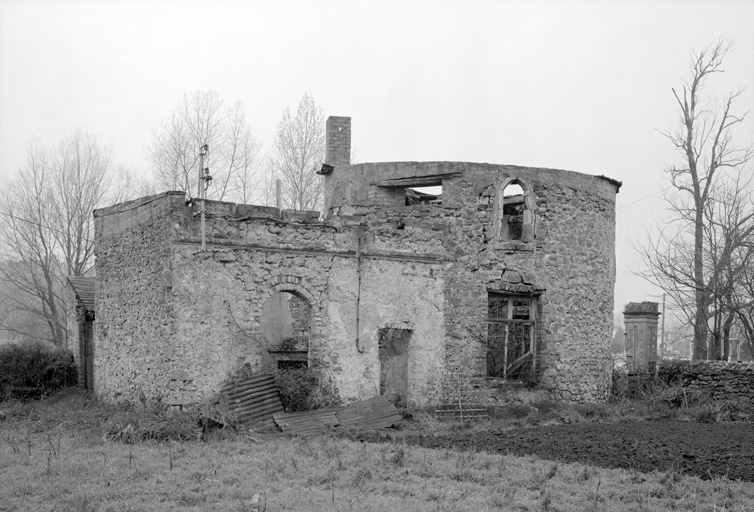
left=1, top=389, right=753, bottom=512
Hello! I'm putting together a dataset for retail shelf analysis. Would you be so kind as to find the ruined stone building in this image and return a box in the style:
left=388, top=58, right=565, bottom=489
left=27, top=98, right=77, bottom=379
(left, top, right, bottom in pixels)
left=78, top=116, right=621, bottom=408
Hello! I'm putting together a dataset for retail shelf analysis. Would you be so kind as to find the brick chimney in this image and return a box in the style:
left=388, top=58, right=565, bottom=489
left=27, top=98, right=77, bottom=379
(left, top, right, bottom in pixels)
left=325, top=116, right=351, bottom=166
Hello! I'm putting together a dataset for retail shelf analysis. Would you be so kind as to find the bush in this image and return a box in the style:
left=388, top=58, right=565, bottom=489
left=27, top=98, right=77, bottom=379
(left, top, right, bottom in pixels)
left=0, top=343, right=77, bottom=398
left=657, top=360, right=692, bottom=385
left=611, top=367, right=666, bottom=401
left=274, top=366, right=341, bottom=412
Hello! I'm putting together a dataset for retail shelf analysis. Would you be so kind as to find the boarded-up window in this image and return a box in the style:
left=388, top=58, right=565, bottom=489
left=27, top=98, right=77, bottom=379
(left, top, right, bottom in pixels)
left=487, top=294, right=537, bottom=381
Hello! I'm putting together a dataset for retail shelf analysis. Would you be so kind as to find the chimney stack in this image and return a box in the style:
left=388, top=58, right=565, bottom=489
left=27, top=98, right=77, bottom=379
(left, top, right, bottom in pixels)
left=325, top=116, right=351, bottom=166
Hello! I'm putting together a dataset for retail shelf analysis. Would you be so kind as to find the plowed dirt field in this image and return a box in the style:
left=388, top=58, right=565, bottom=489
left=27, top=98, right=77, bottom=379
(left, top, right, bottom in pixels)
left=354, top=421, right=754, bottom=481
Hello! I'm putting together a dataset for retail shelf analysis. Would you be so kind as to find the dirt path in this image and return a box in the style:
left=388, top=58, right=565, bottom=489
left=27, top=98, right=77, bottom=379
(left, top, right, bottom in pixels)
left=354, top=421, right=754, bottom=481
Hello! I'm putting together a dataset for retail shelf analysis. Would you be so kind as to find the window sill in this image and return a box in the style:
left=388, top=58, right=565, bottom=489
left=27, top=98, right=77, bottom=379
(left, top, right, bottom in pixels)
left=485, top=377, right=537, bottom=389
left=494, top=241, right=534, bottom=252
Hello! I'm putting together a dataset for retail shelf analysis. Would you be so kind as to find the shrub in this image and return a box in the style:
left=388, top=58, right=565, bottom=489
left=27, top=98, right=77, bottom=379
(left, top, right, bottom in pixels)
left=657, top=360, right=692, bottom=385
left=274, top=366, right=341, bottom=412
left=611, top=367, right=666, bottom=401
left=0, top=343, right=77, bottom=399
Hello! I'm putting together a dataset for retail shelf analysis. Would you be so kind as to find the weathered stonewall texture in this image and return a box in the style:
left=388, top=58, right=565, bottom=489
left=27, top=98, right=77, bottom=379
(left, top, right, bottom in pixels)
left=674, top=361, right=754, bottom=403
left=92, top=117, right=620, bottom=408
left=624, top=302, right=661, bottom=371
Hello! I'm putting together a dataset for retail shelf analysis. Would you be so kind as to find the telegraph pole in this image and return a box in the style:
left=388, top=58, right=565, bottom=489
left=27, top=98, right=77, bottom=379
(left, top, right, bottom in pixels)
left=661, top=293, right=666, bottom=358
left=198, top=144, right=209, bottom=251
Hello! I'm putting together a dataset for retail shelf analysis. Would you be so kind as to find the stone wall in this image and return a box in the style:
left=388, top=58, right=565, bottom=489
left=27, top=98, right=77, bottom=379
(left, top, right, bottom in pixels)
left=324, top=160, right=619, bottom=403
left=94, top=192, right=445, bottom=407
left=93, top=192, right=185, bottom=404
left=669, top=361, right=754, bottom=403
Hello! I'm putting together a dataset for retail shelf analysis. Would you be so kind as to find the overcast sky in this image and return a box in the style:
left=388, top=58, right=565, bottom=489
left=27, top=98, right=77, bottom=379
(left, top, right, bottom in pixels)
left=1, top=0, right=753, bottom=324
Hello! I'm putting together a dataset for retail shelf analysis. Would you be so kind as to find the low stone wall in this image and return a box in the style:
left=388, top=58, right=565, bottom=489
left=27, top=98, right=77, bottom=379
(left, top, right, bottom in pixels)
left=664, top=361, right=754, bottom=403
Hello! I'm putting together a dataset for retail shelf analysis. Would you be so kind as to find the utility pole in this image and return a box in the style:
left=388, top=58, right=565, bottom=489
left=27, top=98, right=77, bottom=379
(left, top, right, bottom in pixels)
left=660, top=293, right=666, bottom=359
left=198, top=144, right=209, bottom=251
left=276, top=178, right=282, bottom=217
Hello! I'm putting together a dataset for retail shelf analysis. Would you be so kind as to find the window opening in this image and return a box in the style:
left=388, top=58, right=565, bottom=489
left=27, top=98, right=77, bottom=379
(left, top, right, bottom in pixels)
left=277, top=360, right=307, bottom=370
left=260, top=291, right=310, bottom=369
left=502, top=183, right=525, bottom=240
left=487, top=293, right=536, bottom=381
left=406, top=185, right=442, bottom=205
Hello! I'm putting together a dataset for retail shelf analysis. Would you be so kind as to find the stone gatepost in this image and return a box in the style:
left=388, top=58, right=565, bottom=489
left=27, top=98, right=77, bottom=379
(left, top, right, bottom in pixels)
left=623, top=302, right=660, bottom=372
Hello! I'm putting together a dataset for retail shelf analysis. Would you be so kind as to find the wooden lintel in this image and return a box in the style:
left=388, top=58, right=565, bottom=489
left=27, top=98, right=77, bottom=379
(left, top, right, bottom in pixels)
left=371, top=173, right=463, bottom=188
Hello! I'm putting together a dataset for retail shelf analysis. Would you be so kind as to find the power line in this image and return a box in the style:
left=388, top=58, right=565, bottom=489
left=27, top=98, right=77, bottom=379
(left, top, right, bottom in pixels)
left=0, top=211, right=94, bottom=244
left=617, top=185, right=673, bottom=210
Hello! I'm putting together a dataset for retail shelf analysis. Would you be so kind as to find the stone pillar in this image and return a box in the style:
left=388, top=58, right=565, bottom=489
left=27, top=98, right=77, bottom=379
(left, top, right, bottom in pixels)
left=325, top=116, right=351, bottom=166
left=623, top=302, right=660, bottom=371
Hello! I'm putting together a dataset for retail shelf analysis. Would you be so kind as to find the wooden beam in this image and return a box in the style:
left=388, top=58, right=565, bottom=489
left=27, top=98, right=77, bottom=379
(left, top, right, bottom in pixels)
left=371, top=172, right=462, bottom=188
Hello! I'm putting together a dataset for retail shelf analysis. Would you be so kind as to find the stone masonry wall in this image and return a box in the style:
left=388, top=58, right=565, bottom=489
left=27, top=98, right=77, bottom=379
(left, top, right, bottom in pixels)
left=669, top=361, right=754, bottom=403
left=93, top=192, right=185, bottom=404
left=325, top=161, right=619, bottom=403
left=97, top=195, right=447, bottom=407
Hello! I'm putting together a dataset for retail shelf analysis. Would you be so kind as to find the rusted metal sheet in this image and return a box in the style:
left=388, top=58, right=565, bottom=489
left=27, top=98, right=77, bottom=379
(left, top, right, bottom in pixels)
left=272, top=395, right=402, bottom=435
left=337, top=395, right=403, bottom=429
left=220, top=374, right=284, bottom=430
left=273, top=407, right=340, bottom=435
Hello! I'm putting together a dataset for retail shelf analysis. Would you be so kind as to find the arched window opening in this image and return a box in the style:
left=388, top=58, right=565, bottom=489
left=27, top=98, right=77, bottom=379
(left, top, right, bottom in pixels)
left=260, top=291, right=310, bottom=369
left=498, top=180, right=533, bottom=242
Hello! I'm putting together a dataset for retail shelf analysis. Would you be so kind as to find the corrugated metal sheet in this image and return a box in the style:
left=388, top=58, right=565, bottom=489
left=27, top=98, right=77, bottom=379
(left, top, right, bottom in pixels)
left=220, top=374, right=284, bottom=430
left=68, top=276, right=95, bottom=312
left=337, top=395, right=403, bottom=429
left=273, top=394, right=402, bottom=435
left=273, top=407, right=340, bottom=435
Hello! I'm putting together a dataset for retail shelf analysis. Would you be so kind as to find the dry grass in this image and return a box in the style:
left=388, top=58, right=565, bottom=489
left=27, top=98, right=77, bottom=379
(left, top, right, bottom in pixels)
left=1, top=390, right=753, bottom=512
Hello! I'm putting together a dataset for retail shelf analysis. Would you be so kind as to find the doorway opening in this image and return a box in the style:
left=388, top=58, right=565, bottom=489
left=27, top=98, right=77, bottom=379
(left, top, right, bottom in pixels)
left=378, top=328, right=412, bottom=406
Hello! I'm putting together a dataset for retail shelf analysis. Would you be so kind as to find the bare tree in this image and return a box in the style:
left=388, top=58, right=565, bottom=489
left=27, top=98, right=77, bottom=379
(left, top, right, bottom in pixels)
left=640, top=40, right=753, bottom=360
left=270, top=93, right=325, bottom=211
left=147, top=90, right=262, bottom=203
left=0, top=133, right=125, bottom=346
left=704, top=174, right=754, bottom=359
left=734, top=246, right=754, bottom=358
left=0, top=139, right=66, bottom=345
left=224, top=102, right=263, bottom=203
left=50, top=131, right=113, bottom=276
